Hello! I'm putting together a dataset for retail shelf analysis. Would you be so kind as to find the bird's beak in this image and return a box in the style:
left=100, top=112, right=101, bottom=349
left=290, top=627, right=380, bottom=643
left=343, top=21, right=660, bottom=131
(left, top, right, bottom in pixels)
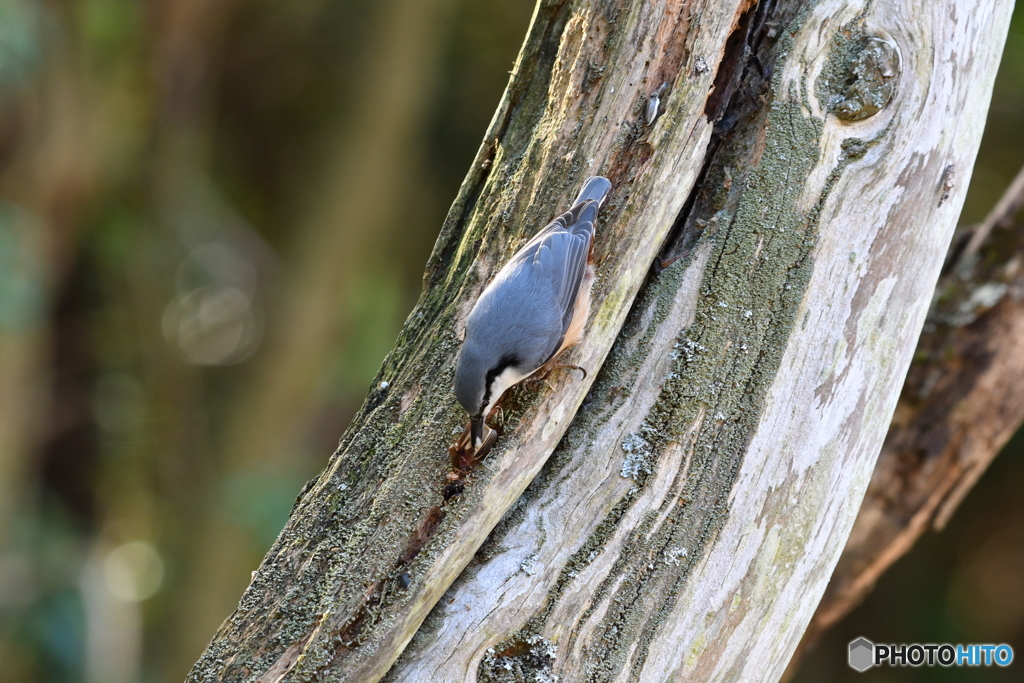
left=470, top=415, right=484, bottom=448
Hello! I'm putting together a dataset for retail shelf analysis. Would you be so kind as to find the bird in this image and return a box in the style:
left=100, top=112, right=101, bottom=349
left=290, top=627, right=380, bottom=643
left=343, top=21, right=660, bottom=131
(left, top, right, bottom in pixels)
left=454, top=176, right=612, bottom=450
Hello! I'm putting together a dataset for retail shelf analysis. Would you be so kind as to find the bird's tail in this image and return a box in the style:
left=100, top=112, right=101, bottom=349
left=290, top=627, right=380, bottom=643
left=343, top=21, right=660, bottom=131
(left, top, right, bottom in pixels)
left=573, top=176, right=612, bottom=207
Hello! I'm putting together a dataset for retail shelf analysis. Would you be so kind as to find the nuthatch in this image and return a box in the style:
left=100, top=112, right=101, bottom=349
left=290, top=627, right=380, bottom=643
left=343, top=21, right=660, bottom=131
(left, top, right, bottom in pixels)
left=454, top=176, right=612, bottom=449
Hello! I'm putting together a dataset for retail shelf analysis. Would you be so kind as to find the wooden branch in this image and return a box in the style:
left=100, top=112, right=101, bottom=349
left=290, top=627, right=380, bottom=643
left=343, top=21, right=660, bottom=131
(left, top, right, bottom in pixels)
left=189, top=0, right=742, bottom=679
left=387, top=0, right=1014, bottom=680
left=188, top=0, right=1014, bottom=681
left=787, top=162, right=1024, bottom=672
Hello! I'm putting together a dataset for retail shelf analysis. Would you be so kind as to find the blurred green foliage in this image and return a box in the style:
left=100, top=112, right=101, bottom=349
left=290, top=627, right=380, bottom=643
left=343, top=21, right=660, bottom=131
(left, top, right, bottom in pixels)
left=0, top=1, right=1020, bottom=682
left=0, top=204, right=45, bottom=331
left=0, top=0, right=536, bottom=680
left=0, top=0, right=41, bottom=89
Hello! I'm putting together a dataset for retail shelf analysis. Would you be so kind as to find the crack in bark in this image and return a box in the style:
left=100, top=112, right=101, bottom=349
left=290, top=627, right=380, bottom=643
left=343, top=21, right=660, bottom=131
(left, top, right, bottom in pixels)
left=475, top=3, right=834, bottom=681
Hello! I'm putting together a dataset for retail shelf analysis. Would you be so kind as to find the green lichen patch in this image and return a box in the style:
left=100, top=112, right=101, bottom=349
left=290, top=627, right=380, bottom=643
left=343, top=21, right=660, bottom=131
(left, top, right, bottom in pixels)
left=816, top=26, right=899, bottom=122
left=479, top=633, right=560, bottom=683
left=599, top=81, right=831, bottom=678
left=619, top=430, right=655, bottom=479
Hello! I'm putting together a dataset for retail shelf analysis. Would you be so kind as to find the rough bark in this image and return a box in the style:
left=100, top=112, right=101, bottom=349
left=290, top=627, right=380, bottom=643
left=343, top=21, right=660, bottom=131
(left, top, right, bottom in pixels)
left=188, top=0, right=1013, bottom=681
left=787, top=163, right=1024, bottom=672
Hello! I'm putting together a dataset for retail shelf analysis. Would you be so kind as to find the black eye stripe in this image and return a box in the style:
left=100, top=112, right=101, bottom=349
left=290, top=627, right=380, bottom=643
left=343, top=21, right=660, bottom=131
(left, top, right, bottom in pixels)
left=478, top=354, right=520, bottom=415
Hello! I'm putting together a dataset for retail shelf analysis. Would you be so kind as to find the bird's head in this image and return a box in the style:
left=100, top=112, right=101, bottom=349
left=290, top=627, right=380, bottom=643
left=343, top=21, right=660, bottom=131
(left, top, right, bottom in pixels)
left=454, top=338, right=523, bottom=447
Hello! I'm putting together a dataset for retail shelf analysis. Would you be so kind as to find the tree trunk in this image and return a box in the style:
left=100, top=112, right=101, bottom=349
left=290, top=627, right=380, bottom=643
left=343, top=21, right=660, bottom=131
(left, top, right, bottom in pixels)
left=188, top=0, right=1013, bottom=681
left=786, top=163, right=1024, bottom=673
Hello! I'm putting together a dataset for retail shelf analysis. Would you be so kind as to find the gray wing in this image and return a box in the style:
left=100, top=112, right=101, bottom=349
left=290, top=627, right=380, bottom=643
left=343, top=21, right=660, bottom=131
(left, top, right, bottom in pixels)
left=512, top=197, right=598, bottom=263
left=509, top=200, right=596, bottom=352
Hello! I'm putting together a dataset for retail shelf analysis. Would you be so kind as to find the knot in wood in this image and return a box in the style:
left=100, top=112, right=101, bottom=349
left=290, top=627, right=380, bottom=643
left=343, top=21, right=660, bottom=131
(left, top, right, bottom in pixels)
left=819, top=32, right=899, bottom=122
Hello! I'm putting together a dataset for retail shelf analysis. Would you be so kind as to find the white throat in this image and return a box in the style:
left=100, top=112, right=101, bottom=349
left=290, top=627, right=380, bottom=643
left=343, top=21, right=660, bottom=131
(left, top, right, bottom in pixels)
left=482, top=365, right=531, bottom=418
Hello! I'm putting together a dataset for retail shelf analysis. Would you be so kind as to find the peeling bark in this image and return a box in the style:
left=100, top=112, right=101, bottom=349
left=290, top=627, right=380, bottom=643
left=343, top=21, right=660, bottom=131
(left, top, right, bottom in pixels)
left=188, top=0, right=1013, bottom=681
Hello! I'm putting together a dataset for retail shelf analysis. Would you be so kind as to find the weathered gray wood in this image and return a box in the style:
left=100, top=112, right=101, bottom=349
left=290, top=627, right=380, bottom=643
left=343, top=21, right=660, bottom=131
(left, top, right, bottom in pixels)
left=188, top=0, right=1013, bottom=681
left=787, top=162, right=1024, bottom=674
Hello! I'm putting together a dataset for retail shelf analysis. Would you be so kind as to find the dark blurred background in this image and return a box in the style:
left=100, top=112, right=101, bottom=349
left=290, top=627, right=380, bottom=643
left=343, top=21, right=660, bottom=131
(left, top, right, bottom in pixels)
left=0, top=1, right=1019, bottom=682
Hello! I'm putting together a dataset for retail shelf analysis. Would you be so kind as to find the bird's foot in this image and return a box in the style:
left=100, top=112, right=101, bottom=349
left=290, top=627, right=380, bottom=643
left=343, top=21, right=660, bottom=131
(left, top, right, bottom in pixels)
left=526, top=363, right=588, bottom=387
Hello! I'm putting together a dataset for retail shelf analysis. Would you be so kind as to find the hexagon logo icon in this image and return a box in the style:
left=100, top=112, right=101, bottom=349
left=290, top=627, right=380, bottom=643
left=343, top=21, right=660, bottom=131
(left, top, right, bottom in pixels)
left=848, top=637, right=874, bottom=672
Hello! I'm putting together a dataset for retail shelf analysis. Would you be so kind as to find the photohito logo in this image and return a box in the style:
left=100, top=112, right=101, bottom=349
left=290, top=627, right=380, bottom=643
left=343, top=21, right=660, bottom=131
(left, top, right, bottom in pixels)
left=848, top=638, right=874, bottom=672
left=848, top=637, right=1014, bottom=671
